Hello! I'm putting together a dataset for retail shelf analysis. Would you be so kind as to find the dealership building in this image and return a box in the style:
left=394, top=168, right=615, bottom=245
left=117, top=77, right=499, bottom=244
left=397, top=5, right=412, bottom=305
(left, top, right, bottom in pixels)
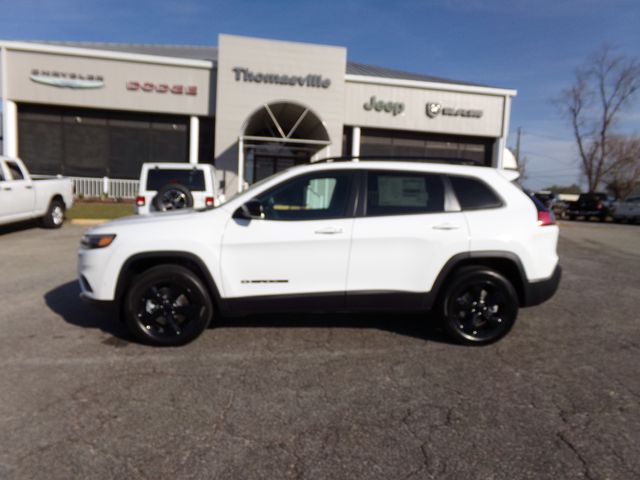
left=0, top=34, right=516, bottom=195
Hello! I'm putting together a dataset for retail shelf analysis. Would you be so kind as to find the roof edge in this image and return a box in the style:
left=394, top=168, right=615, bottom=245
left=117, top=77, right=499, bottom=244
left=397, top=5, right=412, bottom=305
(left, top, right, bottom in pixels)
left=346, top=73, right=517, bottom=97
left=0, top=41, right=214, bottom=69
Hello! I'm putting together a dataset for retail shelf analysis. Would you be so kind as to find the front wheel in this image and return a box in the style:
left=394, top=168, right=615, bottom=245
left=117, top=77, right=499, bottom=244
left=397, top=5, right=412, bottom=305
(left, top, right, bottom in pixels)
left=41, top=199, right=65, bottom=228
left=439, top=267, right=519, bottom=345
left=124, top=265, right=213, bottom=346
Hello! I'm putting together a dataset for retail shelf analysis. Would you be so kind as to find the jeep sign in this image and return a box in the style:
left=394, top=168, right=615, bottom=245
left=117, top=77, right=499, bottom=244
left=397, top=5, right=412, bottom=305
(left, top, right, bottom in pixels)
left=363, top=96, right=405, bottom=116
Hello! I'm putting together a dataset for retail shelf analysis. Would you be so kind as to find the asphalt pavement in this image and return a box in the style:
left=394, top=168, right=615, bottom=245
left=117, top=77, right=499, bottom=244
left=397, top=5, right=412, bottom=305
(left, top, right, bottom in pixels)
left=0, top=219, right=638, bottom=479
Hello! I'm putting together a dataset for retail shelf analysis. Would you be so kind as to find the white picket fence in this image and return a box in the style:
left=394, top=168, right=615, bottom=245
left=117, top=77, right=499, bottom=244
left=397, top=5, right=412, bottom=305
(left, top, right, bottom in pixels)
left=40, top=176, right=138, bottom=199
left=69, top=176, right=139, bottom=199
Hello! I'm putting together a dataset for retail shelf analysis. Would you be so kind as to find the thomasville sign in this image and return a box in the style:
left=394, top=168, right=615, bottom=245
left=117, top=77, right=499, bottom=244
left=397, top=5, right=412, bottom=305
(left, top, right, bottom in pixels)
left=232, top=67, right=331, bottom=88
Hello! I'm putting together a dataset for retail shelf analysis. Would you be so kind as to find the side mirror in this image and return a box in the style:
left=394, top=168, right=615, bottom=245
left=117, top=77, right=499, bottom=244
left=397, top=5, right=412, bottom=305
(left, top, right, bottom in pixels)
left=234, top=198, right=265, bottom=220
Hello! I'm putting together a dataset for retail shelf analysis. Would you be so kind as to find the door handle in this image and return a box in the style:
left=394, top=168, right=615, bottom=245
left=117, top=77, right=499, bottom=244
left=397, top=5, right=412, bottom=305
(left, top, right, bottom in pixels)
left=2, top=187, right=12, bottom=191
left=25, top=185, right=33, bottom=189
left=314, top=226, right=343, bottom=235
left=432, top=223, right=460, bottom=230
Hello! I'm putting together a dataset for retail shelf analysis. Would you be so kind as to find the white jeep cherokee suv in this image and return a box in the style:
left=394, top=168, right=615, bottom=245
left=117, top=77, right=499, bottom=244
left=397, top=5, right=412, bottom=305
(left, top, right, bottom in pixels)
left=78, top=160, right=561, bottom=346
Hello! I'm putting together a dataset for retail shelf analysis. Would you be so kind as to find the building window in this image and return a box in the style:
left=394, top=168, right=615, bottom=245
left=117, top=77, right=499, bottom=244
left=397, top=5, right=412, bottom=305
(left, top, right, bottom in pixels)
left=359, top=128, right=493, bottom=165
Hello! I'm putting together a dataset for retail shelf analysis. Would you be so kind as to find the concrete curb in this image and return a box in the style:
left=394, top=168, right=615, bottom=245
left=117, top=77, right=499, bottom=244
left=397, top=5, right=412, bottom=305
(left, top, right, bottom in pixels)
left=69, top=219, right=110, bottom=226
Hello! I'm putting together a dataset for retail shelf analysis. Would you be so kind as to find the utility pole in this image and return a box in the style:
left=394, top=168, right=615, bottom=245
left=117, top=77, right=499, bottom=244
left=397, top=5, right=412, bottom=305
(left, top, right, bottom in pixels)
left=515, top=127, right=522, bottom=164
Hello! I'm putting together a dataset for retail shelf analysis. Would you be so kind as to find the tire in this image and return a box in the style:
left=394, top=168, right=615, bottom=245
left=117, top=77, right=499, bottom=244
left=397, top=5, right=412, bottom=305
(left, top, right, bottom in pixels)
left=124, top=265, right=213, bottom=346
left=438, top=266, right=519, bottom=345
left=152, top=184, right=194, bottom=211
left=568, top=215, right=576, bottom=221
left=40, top=198, right=65, bottom=228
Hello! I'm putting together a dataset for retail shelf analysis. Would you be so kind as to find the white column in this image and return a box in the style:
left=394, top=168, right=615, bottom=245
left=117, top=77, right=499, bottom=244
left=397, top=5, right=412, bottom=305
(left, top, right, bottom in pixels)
left=237, top=136, right=244, bottom=192
left=2, top=46, right=19, bottom=158
left=351, top=126, right=361, bottom=161
left=188, top=116, right=199, bottom=164
left=2, top=99, right=18, bottom=158
left=495, top=95, right=513, bottom=169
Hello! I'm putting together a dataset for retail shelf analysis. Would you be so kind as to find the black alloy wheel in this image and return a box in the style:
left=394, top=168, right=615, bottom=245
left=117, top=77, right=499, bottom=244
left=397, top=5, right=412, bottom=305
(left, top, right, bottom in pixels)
left=124, top=265, right=213, bottom=346
left=440, top=267, right=518, bottom=345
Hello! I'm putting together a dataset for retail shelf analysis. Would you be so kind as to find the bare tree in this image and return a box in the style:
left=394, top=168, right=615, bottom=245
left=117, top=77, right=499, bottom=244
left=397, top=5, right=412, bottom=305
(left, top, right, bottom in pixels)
left=605, top=135, right=640, bottom=199
left=559, top=46, right=640, bottom=191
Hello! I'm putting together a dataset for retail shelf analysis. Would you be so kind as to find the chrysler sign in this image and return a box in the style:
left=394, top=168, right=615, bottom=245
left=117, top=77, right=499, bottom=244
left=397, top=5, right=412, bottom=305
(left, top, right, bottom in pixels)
left=30, top=69, right=104, bottom=89
left=232, top=67, right=331, bottom=89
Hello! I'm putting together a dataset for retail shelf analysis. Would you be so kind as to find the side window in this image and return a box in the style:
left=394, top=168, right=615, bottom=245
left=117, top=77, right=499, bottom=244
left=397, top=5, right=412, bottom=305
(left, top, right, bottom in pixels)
left=6, top=162, right=25, bottom=181
left=257, top=171, right=353, bottom=221
left=449, top=175, right=503, bottom=210
left=366, top=171, right=445, bottom=216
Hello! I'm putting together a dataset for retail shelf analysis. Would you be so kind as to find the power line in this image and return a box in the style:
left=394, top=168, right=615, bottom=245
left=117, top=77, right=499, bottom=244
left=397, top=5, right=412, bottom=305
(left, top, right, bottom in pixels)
left=517, top=130, right=571, bottom=142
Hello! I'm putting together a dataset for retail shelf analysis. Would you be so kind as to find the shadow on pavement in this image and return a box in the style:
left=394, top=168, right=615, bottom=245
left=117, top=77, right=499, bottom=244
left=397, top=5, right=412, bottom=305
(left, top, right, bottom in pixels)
left=44, top=280, right=130, bottom=342
left=45, top=281, right=454, bottom=345
left=215, top=311, right=453, bottom=345
left=0, top=219, right=40, bottom=235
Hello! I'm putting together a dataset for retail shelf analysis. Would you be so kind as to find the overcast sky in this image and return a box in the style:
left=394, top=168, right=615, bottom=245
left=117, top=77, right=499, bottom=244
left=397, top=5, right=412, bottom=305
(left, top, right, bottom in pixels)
left=1, top=0, right=639, bottom=190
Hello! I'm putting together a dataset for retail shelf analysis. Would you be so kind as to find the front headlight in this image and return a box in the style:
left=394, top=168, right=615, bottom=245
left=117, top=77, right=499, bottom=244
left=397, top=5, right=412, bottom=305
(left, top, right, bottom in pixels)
left=81, top=234, right=117, bottom=249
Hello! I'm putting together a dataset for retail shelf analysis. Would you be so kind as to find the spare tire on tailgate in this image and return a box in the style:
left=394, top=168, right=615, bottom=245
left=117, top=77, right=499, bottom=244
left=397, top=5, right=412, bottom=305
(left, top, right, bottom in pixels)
left=152, top=183, right=194, bottom=211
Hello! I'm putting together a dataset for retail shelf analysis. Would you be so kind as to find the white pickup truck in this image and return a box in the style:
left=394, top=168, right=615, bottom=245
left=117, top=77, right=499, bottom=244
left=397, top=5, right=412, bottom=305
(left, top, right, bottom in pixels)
left=0, top=156, right=74, bottom=228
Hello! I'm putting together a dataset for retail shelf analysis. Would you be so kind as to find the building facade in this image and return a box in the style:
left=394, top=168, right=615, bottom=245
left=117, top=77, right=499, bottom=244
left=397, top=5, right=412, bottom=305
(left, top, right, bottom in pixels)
left=0, top=34, right=516, bottom=195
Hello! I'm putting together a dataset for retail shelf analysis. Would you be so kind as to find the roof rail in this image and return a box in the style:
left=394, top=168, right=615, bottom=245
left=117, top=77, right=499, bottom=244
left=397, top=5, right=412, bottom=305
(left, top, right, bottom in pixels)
left=312, top=155, right=486, bottom=166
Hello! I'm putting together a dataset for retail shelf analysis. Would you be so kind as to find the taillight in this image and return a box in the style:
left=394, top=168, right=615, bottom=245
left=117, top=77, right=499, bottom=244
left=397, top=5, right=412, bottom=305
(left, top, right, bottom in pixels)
left=537, top=210, right=556, bottom=226
left=205, top=196, right=215, bottom=208
left=136, top=196, right=146, bottom=207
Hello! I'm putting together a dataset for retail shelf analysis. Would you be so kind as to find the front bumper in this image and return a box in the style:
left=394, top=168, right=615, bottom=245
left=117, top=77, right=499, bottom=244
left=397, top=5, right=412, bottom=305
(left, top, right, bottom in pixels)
left=80, top=290, right=115, bottom=312
left=523, top=264, right=562, bottom=307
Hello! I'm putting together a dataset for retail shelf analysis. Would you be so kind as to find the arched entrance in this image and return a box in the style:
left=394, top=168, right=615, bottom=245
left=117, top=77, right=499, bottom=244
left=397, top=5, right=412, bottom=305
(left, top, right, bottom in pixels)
left=238, top=102, right=331, bottom=188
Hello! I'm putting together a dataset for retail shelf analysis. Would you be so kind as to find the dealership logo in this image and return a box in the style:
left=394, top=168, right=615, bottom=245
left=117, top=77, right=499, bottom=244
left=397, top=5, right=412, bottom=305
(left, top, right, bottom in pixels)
left=426, top=102, right=483, bottom=119
left=232, top=67, right=331, bottom=89
left=363, top=96, right=405, bottom=116
left=126, top=81, right=197, bottom=95
left=30, top=69, right=104, bottom=89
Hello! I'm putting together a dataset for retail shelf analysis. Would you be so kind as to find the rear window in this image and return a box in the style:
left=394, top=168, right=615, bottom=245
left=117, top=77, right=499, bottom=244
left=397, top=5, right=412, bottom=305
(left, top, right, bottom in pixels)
left=366, top=171, right=445, bottom=216
left=6, top=162, right=25, bottom=180
left=579, top=193, right=606, bottom=201
left=146, top=169, right=206, bottom=192
left=449, top=176, right=503, bottom=210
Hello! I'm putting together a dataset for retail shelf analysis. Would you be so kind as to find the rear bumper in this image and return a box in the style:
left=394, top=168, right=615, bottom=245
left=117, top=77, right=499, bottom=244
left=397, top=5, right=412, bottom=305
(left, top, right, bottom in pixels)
left=523, top=264, right=562, bottom=307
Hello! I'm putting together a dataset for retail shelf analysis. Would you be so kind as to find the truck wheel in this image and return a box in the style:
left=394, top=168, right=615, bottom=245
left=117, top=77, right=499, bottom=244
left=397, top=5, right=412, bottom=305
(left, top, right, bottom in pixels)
left=124, top=265, right=213, bottom=346
left=439, top=267, right=518, bottom=345
left=152, top=184, right=194, bottom=211
left=41, top=199, right=65, bottom=229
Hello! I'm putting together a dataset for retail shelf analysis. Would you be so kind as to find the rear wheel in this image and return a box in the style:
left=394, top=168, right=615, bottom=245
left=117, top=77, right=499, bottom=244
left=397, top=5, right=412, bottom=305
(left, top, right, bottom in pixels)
left=124, top=265, right=213, bottom=346
left=439, top=267, right=518, bottom=345
left=41, top=199, right=65, bottom=228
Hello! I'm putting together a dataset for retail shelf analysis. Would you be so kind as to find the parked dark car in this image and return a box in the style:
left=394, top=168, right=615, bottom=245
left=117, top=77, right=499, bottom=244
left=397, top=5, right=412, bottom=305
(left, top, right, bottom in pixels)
left=566, top=192, right=612, bottom=221
left=534, top=191, right=558, bottom=209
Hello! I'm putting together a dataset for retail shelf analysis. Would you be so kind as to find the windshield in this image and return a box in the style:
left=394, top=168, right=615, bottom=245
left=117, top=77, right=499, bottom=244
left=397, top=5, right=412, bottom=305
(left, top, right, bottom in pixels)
left=224, top=169, right=292, bottom=204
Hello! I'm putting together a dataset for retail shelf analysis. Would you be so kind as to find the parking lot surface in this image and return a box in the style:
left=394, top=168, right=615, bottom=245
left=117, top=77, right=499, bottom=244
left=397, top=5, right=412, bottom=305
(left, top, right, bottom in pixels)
left=0, top=220, right=639, bottom=479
